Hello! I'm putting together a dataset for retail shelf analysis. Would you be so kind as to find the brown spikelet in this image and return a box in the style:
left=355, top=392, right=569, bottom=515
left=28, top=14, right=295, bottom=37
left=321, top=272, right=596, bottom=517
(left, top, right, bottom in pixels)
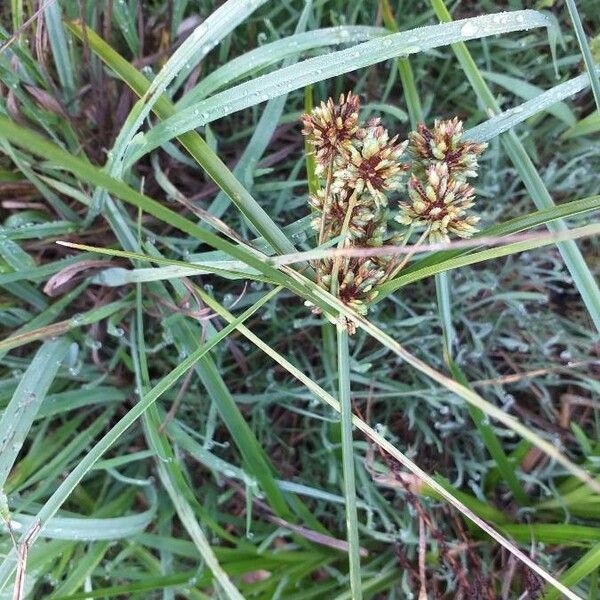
left=301, top=91, right=361, bottom=174
left=397, top=162, right=480, bottom=242
left=409, top=117, right=486, bottom=180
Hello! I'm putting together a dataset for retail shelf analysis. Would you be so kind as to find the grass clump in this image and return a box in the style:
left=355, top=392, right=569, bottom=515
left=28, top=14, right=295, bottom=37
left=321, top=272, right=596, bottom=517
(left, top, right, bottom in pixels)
left=0, top=1, right=599, bottom=599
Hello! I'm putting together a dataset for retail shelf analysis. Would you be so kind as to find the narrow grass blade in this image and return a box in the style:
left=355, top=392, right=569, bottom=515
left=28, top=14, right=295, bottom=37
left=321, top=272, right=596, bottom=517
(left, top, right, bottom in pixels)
left=134, top=10, right=552, bottom=159
left=480, top=70, right=576, bottom=126
left=543, top=542, right=600, bottom=600
left=10, top=502, right=157, bottom=541
left=111, top=0, right=139, bottom=56
left=562, top=111, right=600, bottom=139
left=0, top=337, right=69, bottom=489
left=0, top=298, right=130, bottom=352
left=565, top=0, right=600, bottom=110
left=381, top=223, right=600, bottom=292
left=54, top=241, right=265, bottom=282
left=336, top=325, right=362, bottom=599
left=466, top=69, right=600, bottom=142
left=380, top=0, right=423, bottom=128
left=303, top=85, right=319, bottom=197
left=43, top=1, right=75, bottom=99
left=177, top=26, right=387, bottom=107
left=48, top=542, right=110, bottom=599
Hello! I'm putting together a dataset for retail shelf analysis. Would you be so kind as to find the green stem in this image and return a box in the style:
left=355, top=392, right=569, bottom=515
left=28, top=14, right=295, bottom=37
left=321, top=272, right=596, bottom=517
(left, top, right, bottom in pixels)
left=380, top=0, right=423, bottom=128
left=330, top=192, right=357, bottom=297
left=436, top=270, right=454, bottom=360
left=336, top=324, right=362, bottom=600
left=304, top=85, right=320, bottom=197
left=565, top=0, right=600, bottom=112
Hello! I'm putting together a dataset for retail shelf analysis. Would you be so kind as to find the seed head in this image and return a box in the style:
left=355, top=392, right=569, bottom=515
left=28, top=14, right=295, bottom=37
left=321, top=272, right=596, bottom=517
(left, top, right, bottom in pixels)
left=332, top=119, right=409, bottom=205
left=396, top=162, right=480, bottom=243
left=301, top=92, right=361, bottom=175
left=318, top=259, right=387, bottom=332
left=409, top=118, right=486, bottom=180
left=310, top=187, right=388, bottom=245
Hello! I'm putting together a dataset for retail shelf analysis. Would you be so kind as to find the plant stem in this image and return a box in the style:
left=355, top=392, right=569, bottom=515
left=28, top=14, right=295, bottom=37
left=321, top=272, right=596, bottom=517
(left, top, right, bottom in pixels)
left=319, top=159, right=335, bottom=246
left=388, top=227, right=430, bottom=280
left=380, top=0, right=423, bottom=128
left=436, top=270, right=454, bottom=359
left=330, top=192, right=358, bottom=297
left=304, top=85, right=320, bottom=196
left=336, top=323, right=362, bottom=600
left=565, top=0, right=600, bottom=112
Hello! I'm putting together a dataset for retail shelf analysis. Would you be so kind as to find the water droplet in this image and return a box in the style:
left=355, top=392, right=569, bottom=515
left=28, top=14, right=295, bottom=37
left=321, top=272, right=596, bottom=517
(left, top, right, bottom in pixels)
left=88, top=339, right=102, bottom=351
left=460, top=21, right=479, bottom=37
left=71, top=313, right=85, bottom=325
left=19, top=392, right=36, bottom=408
left=223, top=293, right=235, bottom=308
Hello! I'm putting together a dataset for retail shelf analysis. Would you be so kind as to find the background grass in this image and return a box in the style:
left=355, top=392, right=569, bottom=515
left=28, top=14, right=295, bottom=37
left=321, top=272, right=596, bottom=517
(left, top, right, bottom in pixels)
left=0, top=0, right=599, bottom=598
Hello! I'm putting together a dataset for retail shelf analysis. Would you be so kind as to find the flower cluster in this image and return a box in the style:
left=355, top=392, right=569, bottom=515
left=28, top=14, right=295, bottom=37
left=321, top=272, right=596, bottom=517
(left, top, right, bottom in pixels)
left=301, top=95, right=487, bottom=331
left=397, top=119, right=486, bottom=242
left=332, top=119, right=408, bottom=205
left=301, top=92, right=361, bottom=174
left=302, top=94, right=408, bottom=331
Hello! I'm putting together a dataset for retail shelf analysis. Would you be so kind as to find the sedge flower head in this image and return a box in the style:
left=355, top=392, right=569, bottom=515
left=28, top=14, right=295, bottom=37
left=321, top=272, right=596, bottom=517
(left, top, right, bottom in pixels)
left=332, top=118, right=409, bottom=205
left=301, top=92, right=361, bottom=175
left=409, top=117, right=486, bottom=180
left=396, top=162, right=479, bottom=243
